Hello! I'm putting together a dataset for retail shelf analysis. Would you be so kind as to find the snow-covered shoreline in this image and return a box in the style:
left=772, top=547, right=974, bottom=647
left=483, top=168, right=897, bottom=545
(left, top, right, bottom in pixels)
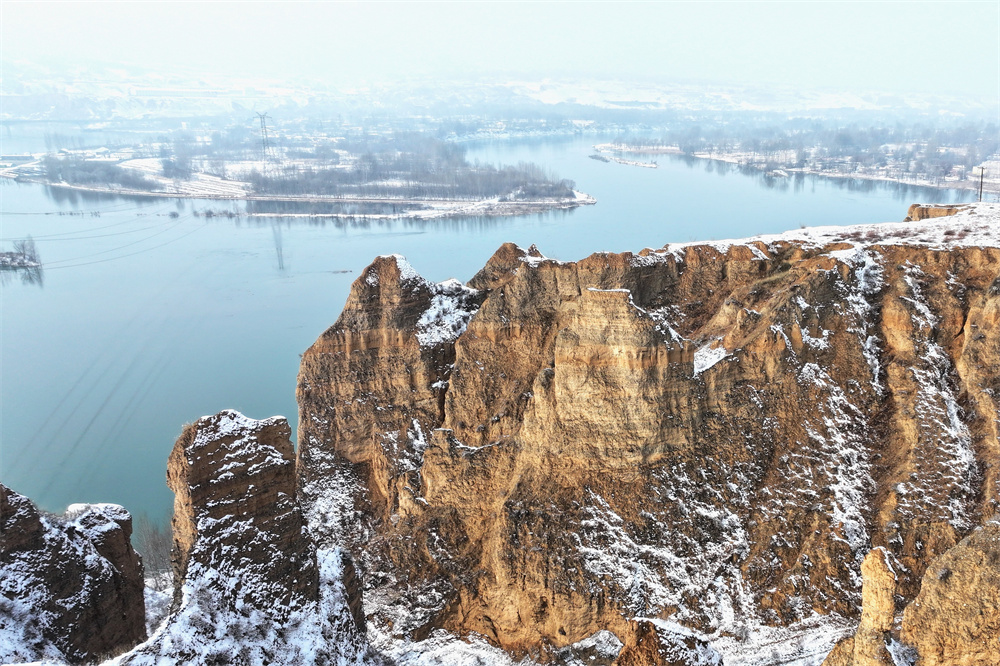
left=592, top=143, right=660, bottom=168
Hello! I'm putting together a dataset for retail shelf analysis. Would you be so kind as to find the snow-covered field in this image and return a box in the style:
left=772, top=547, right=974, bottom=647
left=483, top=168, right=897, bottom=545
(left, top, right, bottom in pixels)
left=656, top=202, right=1000, bottom=255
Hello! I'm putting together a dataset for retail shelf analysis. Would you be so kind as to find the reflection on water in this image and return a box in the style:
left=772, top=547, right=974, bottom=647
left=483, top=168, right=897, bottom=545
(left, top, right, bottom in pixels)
left=0, top=264, right=44, bottom=286
left=672, top=155, right=971, bottom=203
left=0, top=234, right=44, bottom=286
left=272, top=222, right=285, bottom=271
left=43, top=185, right=161, bottom=208
left=37, top=184, right=573, bottom=234
left=246, top=199, right=428, bottom=217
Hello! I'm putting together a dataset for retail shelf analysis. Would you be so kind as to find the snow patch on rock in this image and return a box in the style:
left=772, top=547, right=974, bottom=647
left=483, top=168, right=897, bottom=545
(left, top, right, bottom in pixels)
left=416, top=279, right=481, bottom=348
left=694, top=341, right=729, bottom=375
left=115, top=549, right=371, bottom=666
left=665, top=202, right=1000, bottom=256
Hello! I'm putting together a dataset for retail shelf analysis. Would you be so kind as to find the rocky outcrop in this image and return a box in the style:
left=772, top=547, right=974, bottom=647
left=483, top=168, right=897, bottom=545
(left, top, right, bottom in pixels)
left=297, top=206, right=1000, bottom=661
left=166, top=409, right=317, bottom=610
left=121, top=410, right=369, bottom=665
left=899, top=522, right=1000, bottom=665
left=822, top=548, right=898, bottom=666
left=853, top=550, right=897, bottom=666
left=824, top=523, right=1000, bottom=666
left=904, top=204, right=969, bottom=222
left=0, top=483, right=145, bottom=664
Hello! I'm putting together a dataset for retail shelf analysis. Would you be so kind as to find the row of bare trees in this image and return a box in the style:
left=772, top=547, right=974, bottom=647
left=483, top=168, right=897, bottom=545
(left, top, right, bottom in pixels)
left=618, top=119, right=999, bottom=181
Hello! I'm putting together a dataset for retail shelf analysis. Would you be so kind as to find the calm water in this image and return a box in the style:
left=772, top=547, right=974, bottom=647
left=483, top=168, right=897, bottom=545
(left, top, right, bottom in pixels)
left=0, top=135, right=976, bottom=519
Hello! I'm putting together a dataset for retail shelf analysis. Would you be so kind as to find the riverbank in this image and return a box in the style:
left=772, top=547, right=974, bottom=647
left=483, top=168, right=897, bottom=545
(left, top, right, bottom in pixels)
left=594, top=142, right=999, bottom=196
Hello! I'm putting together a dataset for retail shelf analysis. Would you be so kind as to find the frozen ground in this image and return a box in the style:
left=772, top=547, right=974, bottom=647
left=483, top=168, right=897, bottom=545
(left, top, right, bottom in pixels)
left=658, top=202, right=1000, bottom=255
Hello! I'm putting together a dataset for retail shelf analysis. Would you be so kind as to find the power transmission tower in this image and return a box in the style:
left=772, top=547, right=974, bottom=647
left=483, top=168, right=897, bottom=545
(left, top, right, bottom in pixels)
left=256, top=112, right=273, bottom=162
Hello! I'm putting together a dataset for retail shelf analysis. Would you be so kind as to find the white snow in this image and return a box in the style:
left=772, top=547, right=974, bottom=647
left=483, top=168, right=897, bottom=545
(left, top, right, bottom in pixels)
left=796, top=362, right=874, bottom=555
left=887, top=639, right=918, bottom=665
left=889, top=264, right=977, bottom=531
left=142, top=587, right=171, bottom=637
left=564, top=629, right=623, bottom=659
left=416, top=279, right=482, bottom=348
left=193, top=409, right=286, bottom=448
left=832, top=247, right=886, bottom=395
left=112, top=549, right=371, bottom=666
left=662, top=203, right=1000, bottom=255
left=518, top=250, right=557, bottom=266
left=641, top=620, right=723, bottom=666
left=693, top=341, right=730, bottom=375
left=371, top=629, right=534, bottom=666
left=64, top=503, right=128, bottom=519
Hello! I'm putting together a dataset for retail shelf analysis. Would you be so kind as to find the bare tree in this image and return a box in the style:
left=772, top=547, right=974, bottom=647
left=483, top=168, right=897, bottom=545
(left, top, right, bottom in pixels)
left=12, top=236, right=38, bottom=263
left=134, top=513, right=172, bottom=591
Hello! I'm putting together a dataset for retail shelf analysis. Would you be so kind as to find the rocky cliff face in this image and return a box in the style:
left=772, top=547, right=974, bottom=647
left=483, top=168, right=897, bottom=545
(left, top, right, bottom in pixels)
left=824, top=522, right=1000, bottom=666
left=900, top=522, right=1000, bottom=665
left=0, top=484, right=145, bottom=664
left=297, top=204, right=1000, bottom=662
left=120, top=410, right=369, bottom=665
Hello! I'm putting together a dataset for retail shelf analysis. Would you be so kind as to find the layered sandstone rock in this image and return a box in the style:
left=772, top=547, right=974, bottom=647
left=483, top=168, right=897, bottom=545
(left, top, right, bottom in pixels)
left=297, top=206, right=1000, bottom=661
left=822, top=548, right=898, bottom=666
left=0, top=483, right=145, bottom=664
left=904, top=204, right=969, bottom=222
left=121, top=410, right=369, bottom=665
left=825, top=523, right=1000, bottom=666
left=898, top=523, right=1000, bottom=665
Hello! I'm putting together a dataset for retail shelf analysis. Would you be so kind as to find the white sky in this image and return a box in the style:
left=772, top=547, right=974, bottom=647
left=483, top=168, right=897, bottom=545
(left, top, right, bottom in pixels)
left=2, top=1, right=999, bottom=99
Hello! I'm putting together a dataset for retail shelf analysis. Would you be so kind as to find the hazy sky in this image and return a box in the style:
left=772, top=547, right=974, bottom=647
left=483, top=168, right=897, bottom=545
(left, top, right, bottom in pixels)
left=3, top=1, right=999, bottom=99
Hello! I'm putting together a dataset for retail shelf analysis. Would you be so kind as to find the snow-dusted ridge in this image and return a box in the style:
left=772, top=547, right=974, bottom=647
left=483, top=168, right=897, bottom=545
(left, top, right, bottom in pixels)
left=658, top=203, right=1000, bottom=255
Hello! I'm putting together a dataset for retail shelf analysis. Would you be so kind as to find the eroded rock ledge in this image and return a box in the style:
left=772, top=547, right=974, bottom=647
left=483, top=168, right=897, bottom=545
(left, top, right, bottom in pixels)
left=120, top=409, right=369, bottom=665
left=0, top=484, right=145, bottom=664
left=297, top=204, right=1000, bottom=663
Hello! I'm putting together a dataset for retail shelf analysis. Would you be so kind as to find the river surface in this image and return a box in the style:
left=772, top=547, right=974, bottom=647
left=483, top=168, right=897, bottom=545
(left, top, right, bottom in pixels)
left=0, top=134, right=976, bottom=519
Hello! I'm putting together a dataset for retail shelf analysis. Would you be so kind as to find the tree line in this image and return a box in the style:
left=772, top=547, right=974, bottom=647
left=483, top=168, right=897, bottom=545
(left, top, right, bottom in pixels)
left=41, top=155, right=159, bottom=191
left=615, top=119, right=999, bottom=183
left=247, top=160, right=574, bottom=200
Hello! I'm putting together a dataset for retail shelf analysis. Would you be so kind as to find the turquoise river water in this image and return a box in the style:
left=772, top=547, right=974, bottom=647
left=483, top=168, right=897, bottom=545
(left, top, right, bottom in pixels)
left=0, top=134, right=977, bottom=520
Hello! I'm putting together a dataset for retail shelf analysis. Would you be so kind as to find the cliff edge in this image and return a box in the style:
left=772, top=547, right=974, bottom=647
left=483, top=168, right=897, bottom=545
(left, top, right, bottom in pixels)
left=297, top=203, right=1000, bottom=663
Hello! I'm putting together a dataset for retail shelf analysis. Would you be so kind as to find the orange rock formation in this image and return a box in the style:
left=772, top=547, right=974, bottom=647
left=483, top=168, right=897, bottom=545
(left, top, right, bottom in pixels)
left=297, top=219, right=1000, bottom=660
